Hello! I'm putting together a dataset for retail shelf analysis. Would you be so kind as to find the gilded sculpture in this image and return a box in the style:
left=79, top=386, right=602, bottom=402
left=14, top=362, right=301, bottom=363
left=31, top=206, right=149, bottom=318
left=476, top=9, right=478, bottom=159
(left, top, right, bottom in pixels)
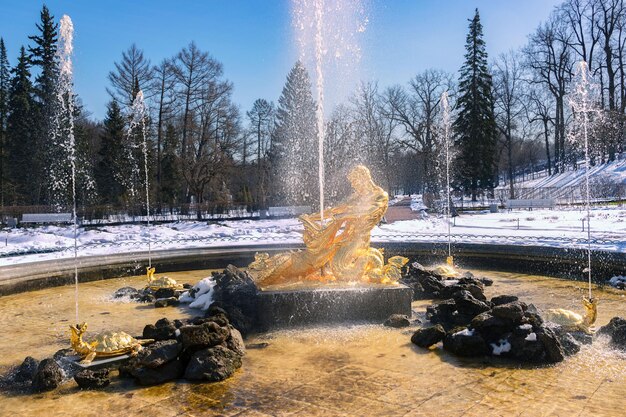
left=70, top=322, right=154, bottom=364
left=545, top=297, right=598, bottom=334
left=249, top=165, right=408, bottom=288
left=146, top=266, right=183, bottom=291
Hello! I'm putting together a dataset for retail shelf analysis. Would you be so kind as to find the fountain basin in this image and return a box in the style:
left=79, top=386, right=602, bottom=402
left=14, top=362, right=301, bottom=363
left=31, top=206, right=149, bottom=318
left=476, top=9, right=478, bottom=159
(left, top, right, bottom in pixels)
left=256, top=284, right=413, bottom=329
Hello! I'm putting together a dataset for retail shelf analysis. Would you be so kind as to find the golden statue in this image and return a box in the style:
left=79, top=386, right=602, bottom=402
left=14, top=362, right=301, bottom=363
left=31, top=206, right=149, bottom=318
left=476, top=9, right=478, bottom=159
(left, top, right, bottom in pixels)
left=146, top=266, right=183, bottom=291
left=70, top=322, right=154, bottom=364
left=545, top=297, right=598, bottom=334
left=249, top=165, right=408, bottom=288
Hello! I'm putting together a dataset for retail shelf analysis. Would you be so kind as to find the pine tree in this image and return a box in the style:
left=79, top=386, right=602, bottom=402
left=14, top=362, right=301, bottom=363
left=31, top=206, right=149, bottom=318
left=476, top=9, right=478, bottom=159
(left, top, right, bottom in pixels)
left=453, top=9, right=497, bottom=201
left=271, top=61, right=317, bottom=205
left=95, top=101, right=126, bottom=204
left=6, top=47, right=36, bottom=204
left=29, top=4, right=59, bottom=204
left=0, top=38, right=10, bottom=206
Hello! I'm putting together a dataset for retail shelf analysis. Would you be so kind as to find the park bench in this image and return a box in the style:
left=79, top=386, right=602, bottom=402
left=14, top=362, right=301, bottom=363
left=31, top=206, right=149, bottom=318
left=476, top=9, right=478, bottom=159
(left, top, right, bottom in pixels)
left=21, top=213, right=74, bottom=224
left=267, top=206, right=312, bottom=218
left=506, top=199, right=555, bottom=210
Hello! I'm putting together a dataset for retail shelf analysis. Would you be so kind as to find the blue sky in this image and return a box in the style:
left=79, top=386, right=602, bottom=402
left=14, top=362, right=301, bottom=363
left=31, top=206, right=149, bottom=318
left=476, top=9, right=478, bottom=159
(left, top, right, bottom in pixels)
left=0, top=0, right=561, bottom=120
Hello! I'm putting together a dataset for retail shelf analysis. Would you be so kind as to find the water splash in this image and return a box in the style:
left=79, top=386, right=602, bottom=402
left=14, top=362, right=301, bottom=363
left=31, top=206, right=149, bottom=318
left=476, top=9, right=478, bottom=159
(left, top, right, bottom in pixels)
left=292, top=0, right=368, bottom=214
left=128, top=90, right=151, bottom=267
left=56, top=15, right=79, bottom=322
left=441, top=91, right=452, bottom=260
left=567, top=61, right=602, bottom=299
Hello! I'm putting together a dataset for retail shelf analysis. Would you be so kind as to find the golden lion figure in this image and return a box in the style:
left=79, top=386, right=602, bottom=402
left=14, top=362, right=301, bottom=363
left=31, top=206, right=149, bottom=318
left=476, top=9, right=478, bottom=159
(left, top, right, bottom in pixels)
left=249, top=165, right=408, bottom=288
left=545, top=297, right=598, bottom=334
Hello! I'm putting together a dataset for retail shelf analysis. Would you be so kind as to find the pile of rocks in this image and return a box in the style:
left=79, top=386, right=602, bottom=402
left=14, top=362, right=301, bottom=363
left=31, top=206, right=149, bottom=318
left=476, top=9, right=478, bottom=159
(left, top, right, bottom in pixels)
left=409, top=267, right=588, bottom=364
left=401, top=262, right=493, bottom=300
left=1, top=308, right=245, bottom=393
left=113, top=284, right=191, bottom=308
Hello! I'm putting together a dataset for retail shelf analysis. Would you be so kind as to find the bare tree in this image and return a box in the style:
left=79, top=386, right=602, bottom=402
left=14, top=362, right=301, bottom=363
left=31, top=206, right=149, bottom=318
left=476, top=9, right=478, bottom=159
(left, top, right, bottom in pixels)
left=107, top=44, right=154, bottom=108
left=493, top=51, right=526, bottom=198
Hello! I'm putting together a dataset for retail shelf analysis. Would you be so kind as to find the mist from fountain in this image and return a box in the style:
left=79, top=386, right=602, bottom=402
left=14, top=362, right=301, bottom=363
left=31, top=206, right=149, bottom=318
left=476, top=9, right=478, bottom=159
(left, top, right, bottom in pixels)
left=128, top=90, right=152, bottom=267
left=568, top=61, right=601, bottom=299
left=440, top=91, right=453, bottom=262
left=54, top=15, right=80, bottom=322
left=292, top=0, right=367, bottom=213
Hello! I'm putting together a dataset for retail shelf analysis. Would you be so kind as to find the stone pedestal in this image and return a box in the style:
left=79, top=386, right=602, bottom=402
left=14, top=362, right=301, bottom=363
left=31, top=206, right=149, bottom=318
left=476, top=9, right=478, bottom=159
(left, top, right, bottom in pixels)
left=256, top=284, right=413, bottom=329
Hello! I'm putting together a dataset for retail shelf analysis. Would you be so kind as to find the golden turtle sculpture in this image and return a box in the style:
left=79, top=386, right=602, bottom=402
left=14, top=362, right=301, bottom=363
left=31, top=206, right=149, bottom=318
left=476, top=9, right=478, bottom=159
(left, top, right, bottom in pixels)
left=146, top=266, right=183, bottom=291
left=70, top=322, right=154, bottom=364
left=545, top=297, right=598, bottom=334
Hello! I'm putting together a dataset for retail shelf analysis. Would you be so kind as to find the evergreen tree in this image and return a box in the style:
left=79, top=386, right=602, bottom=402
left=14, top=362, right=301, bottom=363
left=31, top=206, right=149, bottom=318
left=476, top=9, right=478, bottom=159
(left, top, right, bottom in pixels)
left=29, top=4, right=59, bottom=204
left=453, top=9, right=497, bottom=201
left=95, top=100, right=126, bottom=204
left=0, top=38, right=9, bottom=206
left=6, top=47, right=36, bottom=204
left=271, top=61, right=317, bottom=205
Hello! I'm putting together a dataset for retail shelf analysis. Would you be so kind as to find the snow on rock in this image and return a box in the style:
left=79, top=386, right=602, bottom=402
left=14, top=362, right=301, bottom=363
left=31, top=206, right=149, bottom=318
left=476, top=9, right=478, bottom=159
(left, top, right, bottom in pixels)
left=518, top=324, right=533, bottom=331
left=454, top=328, right=475, bottom=337
left=490, top=339, right=512, bottom=355
left=525, top=333, right=537, bottom=342
left=179, top=277, right=215, bottom=310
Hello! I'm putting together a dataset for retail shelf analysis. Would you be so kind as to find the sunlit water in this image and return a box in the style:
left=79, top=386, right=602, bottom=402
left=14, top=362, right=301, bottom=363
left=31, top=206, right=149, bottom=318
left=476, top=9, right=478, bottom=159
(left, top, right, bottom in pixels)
left=1, top=269, right=625, bottom=416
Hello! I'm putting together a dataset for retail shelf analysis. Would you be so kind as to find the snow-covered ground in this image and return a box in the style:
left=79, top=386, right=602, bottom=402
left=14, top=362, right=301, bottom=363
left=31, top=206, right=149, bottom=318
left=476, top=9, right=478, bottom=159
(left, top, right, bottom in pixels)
left=1, top=206, right=625, bottom=266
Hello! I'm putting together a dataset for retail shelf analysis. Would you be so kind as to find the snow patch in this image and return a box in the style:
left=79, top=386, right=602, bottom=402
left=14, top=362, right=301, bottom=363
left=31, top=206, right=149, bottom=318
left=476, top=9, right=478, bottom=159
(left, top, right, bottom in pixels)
left=518, top=324, right=533, bottom=331
left=454, top=328, right=474, bottom=337
left=490, top=339, right=511, bottom=355
left=180, top=277, right=215, bottom=311
left=525, top=332, right=537, bottom=342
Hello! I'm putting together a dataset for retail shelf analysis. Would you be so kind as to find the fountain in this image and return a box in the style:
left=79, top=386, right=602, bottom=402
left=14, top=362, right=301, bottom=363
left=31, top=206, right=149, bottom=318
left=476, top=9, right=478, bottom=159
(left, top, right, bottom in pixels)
left=53, top=15, right=80, bottom=323
left=247, top=165, right=412, bottom=328
left=568, top=61, right=600, bottom=302
left=440, top=91, right=454, bottom=269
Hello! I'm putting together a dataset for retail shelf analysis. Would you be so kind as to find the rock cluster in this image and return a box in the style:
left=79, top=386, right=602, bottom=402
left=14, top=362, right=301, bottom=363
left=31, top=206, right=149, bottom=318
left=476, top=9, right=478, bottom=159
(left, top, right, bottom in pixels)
left=113, top=284, right=190, bottom=308
left=401, top=263, right=493, bottom=300
left=408, top=268, right=583, bottom=364
left=120, top=312, right=245, bottom=386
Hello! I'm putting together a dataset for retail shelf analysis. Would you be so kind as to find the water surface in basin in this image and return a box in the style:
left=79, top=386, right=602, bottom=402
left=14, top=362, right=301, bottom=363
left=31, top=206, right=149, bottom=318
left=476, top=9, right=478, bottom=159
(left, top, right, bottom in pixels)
left=0, top=269, right=625, bottom=416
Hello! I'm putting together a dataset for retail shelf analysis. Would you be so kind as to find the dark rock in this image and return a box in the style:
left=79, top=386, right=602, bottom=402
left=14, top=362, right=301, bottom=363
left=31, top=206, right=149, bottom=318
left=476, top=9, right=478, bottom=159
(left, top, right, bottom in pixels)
left=154, top=297, right=180, bottom=308
left=384, top=314, right=411, bottom=328
left=443, top=329, right=488, bottom=357
left=610, top=324, right=626, bottom=349
left=536, top=327, right=565, bottom=363
left=154, top=288, right=177, bottom=299
left=207, top=305, right=229, bottom=317
left=143, top=318, right=177, bottom=341
left=491, top=302, right=526, bottom=323
left=411, top=325, right=446, bottom=348
left=569, top=331, right=593, bottom=345
left=184, top=345, right=242, bottom=381
left=471, top=313, right=511, bottom=342
left=452, top=290, right=490, bottom=317
left=131, top=359, right=185, bottom=386
left=598, top=317, right=626, bottom=337
left=226, top=326, right=246, bottom=356
left=74, top=369, right=110, bottom=389
left=210, top=265, right=259, bottom=334
left=183, top=283, right=193, bottom=289
left=480, top=278, right=494, bottom=286
left=425, top=299, right=457, bottom=328
left=208, top=302, right=252, bottom=337
left=555, top=332, right=581, bottom=356
left=13, top=356, right=39, bottom=383
left=491, top=295, right=519, bottom=306
left=137, top=294, right=155, bottom=303
left=523, top=311, right=544, bottom=327
left=179, top=322, right=230, bottom=350
left=113, top=287, right=139, bottom=299
left=137, top=340, right=182, bottom=368
left=173, top=319, right=186, bottom=328
left=32, top=359, right=64, bottom=392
